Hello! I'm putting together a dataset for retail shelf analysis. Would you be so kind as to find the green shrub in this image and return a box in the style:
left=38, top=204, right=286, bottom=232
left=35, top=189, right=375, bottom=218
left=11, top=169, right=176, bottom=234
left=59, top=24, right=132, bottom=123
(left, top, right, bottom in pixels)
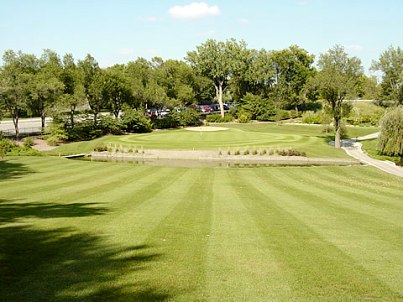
left=45, top=122, right=69, bottom=145
left=0, top=138, right=15, bottom=158
left=121, top=107, right=152, bottom=133
left=206, top=113, right=234, bottom=123
left=94, top=145, right=108, bottom=152
left=237, top=110, right=251, bottom=123
left=152, top=116, right=178, bottom=129
left=23, top=137, right=34, bottom=149
left=99, top=115, right=124, bottom=135
left=301, top=111, right=322, bottom=124
left=301, top=110, right=331, bottom=124
left=170, top=109, right=202, bottom=127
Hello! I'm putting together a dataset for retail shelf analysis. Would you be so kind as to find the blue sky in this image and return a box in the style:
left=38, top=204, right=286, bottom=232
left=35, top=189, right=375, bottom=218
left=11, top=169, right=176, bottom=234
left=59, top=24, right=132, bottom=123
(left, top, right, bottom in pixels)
left=1, top=0, right=402, bottom=73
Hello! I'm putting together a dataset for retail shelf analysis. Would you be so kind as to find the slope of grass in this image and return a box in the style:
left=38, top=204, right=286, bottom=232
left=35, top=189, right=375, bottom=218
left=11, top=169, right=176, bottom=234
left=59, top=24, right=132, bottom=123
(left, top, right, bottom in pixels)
left=47, top=123, right=378, bottom=158
left=1, top=156, right=402, bottom=301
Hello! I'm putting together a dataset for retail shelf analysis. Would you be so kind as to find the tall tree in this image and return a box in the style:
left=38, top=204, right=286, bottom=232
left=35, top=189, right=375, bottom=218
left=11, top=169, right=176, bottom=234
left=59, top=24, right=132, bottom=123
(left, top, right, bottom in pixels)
left=60, top=53, right=85, bottom=128
left=315, top=45, right=363, bottom=148
left=371, top=46, right=403, bottom=105
left=270, top=45, right=315, bottom=111
left=0, top=50, right=38, bottom=139
left=187, top=39, right=248, bottom=117
left=78, top=54, right=102, bottom=125
left=104, top=66, right=133, bottom=118
left=31, top=49, right=64, bottom=130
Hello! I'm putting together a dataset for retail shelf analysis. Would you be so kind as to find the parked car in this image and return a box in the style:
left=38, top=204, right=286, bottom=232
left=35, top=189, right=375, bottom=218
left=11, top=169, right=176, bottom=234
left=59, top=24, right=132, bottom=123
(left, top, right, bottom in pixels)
left=211, top=103, right=229, bottom=111
left=198, top=105, right=214, bottom=113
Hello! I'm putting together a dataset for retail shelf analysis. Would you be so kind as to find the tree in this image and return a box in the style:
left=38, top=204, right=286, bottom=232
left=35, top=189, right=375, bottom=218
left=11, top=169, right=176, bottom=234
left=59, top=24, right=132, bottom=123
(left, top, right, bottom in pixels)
left=187, top=39, right=248, bottom=117
left=0, top=50, right=38, bottom=139
left=31, top=49, right=64, bottom=130
left=315, top=45, right=363, bottom=148
left=371, top=46, right=403, bottom=105
left=377, top=106, right=403, bottom=165
left=60, top=53, right=85, bottom=128
left=78, top=54, right=102, bottom=125
left=270, top=45, right=315, bottom=111
left=104, top=66, right=133, bottom=118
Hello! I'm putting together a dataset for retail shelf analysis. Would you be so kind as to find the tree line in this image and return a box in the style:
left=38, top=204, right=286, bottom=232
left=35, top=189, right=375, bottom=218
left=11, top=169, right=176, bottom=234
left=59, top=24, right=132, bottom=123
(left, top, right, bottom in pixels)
left=0, top=40, right=402, bottom=147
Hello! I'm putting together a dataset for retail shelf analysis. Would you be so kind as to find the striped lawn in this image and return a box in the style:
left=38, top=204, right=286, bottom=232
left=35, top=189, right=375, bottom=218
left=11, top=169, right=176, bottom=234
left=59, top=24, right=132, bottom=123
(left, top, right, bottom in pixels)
left=0, top=156, right=402, bottom=301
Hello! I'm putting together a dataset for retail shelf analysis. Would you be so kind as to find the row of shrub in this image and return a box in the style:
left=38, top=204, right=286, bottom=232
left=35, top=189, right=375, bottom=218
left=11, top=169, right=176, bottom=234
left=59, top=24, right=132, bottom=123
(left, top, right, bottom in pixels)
left=0, top=136, right=40, bottom=157
left=45, top=108, right=202, bottom=145
left=221, top=148, right=306, bottom=157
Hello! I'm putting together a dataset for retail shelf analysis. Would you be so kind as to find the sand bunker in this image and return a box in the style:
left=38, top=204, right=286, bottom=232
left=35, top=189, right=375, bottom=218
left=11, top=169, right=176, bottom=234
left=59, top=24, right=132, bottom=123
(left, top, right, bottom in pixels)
left=184, top=126, right=228, bottom=132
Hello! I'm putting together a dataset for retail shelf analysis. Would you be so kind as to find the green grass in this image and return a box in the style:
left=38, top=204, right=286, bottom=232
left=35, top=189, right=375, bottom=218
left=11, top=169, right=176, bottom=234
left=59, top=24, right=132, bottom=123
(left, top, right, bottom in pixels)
left=1, top=156, right=402, bottom=301
left=47, top=123, right=379, bottom=158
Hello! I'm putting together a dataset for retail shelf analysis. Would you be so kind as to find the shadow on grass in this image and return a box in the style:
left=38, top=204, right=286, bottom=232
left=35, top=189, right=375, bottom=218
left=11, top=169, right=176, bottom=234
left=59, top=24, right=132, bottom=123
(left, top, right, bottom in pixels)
left=0, top=201, right=170, bottom=301
left=0, top=160, right=33, bottom=181
left=0, top=200, right=109, bottom=223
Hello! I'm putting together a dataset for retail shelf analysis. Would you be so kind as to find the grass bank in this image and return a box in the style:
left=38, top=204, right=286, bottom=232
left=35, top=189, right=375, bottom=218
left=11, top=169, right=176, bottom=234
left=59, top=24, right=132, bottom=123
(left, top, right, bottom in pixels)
left=0, top=156, right=402, bottom=301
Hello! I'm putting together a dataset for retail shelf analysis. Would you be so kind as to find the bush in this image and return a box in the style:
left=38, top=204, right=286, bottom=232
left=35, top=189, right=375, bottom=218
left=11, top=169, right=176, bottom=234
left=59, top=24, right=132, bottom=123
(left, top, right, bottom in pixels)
left=121, top=108, right=152, bottom=133
left=237, top=110, right=251, bottom=123
left=301, top=110, right=331, bottom=124
left=0, top=137, right=40, bottom=157
left=45, top=122, right=69, bottom=145
left=0, top=138, right=15, bottom=158
left=23, top=137, right=34, bottom=149
left=170, top=109, right=202, bottom=127
left=99, top=115, right=124, bottom=135
left=206, top=113, right=234, bottom=123
left=152, top=116, right=178, bottom=129
left=94, top=145, right=108, bottom=152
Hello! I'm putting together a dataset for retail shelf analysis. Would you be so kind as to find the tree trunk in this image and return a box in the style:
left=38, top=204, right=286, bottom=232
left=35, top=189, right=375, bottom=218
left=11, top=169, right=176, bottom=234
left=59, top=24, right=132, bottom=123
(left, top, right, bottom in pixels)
left=41, top=111, right=46, bottom=132
left=217, top=81, right=224, bottom=118
left=12, top=110, right=19, bottom=140
left=334, top=116, right=341, bottom=148
left=70, top=105, right=75, bottom=128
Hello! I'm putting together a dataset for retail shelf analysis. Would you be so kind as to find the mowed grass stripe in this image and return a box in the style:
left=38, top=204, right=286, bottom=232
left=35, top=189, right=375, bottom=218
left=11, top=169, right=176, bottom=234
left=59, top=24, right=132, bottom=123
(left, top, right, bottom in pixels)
left=136, top=168, right=215, bottom=301
left=312, top=166, right=403, bottom=206
left=205, top=169, right=293, bottom=301
left=327, top=165, right=403, bottom=193
left=284, top=167, right=403, bottom=226
left=0, top=159, right=131, bottom=197
left=81, top=167, right=192, bottom=242
left=249, top=168, right=403, bottom=298
left=270, top=168, right=403, bottom=250
left=293, top=166, right=403, bottom=216
left=229, top=168, right=399, bottom=300
left=4, top=162, right=154, bottom=203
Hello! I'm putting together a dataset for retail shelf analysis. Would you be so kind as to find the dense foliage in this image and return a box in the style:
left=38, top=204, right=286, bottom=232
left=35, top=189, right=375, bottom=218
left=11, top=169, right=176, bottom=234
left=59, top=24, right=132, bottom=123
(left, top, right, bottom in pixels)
left=0, top=41, right=400, bottom=147
left=377, top=106, right=403, bottom=164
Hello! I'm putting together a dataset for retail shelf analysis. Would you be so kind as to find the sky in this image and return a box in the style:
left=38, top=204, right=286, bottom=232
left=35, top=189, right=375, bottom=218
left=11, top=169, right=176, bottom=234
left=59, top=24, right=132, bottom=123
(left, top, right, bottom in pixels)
left=1, top=0, right=402, bottom=73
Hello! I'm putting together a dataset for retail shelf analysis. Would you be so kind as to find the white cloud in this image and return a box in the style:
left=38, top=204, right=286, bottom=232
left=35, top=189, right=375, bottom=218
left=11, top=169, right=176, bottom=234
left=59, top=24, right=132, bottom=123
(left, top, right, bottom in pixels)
left=168, top=2, right=220, bottom=19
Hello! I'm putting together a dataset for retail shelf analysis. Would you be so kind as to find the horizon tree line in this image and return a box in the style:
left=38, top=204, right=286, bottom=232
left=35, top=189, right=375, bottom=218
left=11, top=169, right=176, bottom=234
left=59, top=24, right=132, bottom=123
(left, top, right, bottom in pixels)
left=0, top=40, right=401, bottom=148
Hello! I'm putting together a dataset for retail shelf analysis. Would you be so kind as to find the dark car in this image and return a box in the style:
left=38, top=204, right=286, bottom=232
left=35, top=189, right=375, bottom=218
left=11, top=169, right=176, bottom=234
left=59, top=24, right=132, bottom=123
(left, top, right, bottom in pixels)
left=211, top=103, right=229, bottom=111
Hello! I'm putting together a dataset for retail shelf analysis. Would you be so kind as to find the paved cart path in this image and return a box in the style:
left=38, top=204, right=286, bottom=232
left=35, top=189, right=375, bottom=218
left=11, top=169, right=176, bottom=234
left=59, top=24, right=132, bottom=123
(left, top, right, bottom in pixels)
left=340, top=132, right=403, bottom=178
